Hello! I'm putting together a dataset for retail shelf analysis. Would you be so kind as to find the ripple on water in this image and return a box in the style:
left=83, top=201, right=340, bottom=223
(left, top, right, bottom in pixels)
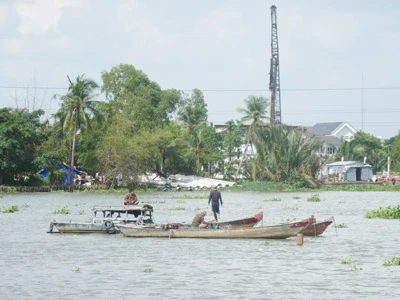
left=0, top=191, right=400, bottom=300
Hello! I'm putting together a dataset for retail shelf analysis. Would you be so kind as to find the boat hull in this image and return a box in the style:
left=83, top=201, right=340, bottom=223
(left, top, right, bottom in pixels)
left=51, top=222, right=117, bottom=234
left=117, top=221, right=308, bottom=239
left=210, top=211, right=263, bottom=229
left=300, top=218, right=333, bottom=236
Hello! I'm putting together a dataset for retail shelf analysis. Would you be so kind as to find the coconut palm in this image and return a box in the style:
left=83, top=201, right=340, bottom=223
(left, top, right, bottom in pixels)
left=235, top=95, right=269, bottom=180
left=54, top=74, right=99, bottom=184
left=252, top=125, right=322, bottom=186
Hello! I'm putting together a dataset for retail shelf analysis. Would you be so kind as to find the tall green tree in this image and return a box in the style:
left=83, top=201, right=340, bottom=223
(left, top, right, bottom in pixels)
left=98, top=64, right=181, bottom=184
left=132, top=122, right=184, bottom=178
left=101, top=64, right=180, bottom=132
left=0, top=108, right=47, bottom=185
left=235, top=95, right=269, bottom=180
left=53, top=74, right=100, bottom=183
left=177, top=89, right=208, bottom=130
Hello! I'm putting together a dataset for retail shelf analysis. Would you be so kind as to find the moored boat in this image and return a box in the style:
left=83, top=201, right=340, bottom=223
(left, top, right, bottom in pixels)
left=48, top=204, right=154, bottom=234
left=300, top=216, right=334, bottom=236
left=208, top=211, right=263, bottom=229
left=116, top=219, right=309, bottom=239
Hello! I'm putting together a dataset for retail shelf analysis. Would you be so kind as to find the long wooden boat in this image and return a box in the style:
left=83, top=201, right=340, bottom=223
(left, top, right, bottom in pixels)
left=116, top=220, right=309, bottom=239
left=208, top=211, right=263, bottom=229
left=48, top=205, right=154, bottom=234
left=300, top=216, right=334, bottom=236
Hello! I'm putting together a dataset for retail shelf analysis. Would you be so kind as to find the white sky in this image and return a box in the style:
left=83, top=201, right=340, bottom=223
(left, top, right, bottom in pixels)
left=1, top=0, right=400, bottom=139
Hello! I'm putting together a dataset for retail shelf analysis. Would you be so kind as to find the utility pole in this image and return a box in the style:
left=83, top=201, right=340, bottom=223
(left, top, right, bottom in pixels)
left=269, top=5, right=282, bottom=126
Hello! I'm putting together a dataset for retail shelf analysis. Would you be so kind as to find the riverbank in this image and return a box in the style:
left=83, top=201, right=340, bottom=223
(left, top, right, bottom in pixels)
left=140, top=174, right=236, bottom=190
left=1, top=177, right=400, bottom=193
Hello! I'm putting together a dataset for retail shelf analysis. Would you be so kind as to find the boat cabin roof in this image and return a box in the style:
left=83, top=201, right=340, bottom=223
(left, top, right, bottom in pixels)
left=91, top=205, right=153, bottom=214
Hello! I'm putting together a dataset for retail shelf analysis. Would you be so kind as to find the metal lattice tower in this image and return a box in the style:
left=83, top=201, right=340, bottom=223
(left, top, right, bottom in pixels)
left=269, top=5, right=281, bottom=126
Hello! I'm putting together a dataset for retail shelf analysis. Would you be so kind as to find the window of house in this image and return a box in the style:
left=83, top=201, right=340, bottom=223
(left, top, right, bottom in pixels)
left=327, top=147, right=336, bottom=154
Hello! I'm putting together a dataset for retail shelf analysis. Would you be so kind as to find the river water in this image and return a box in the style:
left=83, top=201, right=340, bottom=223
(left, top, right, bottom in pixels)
left=0, top=190, right=399, bottom=300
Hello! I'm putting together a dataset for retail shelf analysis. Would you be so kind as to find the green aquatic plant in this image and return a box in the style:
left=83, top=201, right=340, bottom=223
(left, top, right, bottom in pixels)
left=293, top=196, right=301, bottom=199
left=340, top=256, right=354, bottom=264
left=169, top=207, right=186, bottom=211
left=1, top=205, right=19, bottom=213
left=78, top=210, right=85, bottom=215
left=340, top=256, right=362, bottom=271
left=263, top=197, right=281, bottom=202
left=307, top=194, right=321, bottom=202
left=169, top=194, right=207, bottom=199
left=143, top=268, right=153, bottom=273
left=72, top=266, right=80, bottom=272
left=284, top=204, right=298, bottom=210
left=334, top=223, right=348, bottom=228
left=366, top=205, right=400, bottom=219
left=53, top=207, right=70, bottom=214
left=383, top=257, right=400, bottom=266
left=350, top=265, right=363, bottom=272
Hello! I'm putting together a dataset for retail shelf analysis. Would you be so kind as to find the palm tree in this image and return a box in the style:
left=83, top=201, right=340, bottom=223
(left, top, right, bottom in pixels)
left=54, top=74, right=99, bottom=184
left=235, top=95, right=269, bottom=181
left=252, top=125, right=322, bottom=186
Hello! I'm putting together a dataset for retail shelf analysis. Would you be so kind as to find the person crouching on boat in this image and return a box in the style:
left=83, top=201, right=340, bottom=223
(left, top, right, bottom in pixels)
left=192, top=211, right=211, bottom=229
left=124, top=189, right=139, bottom=205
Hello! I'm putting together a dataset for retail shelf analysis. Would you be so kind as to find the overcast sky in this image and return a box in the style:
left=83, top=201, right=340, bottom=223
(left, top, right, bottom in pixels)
left=1, top=0, right=400, bottom=139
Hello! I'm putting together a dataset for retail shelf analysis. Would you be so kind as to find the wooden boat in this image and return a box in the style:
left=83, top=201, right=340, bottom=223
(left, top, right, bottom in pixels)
left=116, top=220, right=309, bottom=239
left=300, top=216, right=334, bottom=236
left=48, top=204, right=154, bottom=234
left=208, top=211, right=263, bottom=229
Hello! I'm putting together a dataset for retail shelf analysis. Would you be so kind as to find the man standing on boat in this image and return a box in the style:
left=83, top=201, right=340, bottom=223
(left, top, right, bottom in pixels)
left=208, top=186, right=223, bottom=221
left=124, top=189, right=139, bottom=205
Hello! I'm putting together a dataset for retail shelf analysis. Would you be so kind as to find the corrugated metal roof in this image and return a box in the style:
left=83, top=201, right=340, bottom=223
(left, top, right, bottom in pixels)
left=326, top=161, right=372, bottom=167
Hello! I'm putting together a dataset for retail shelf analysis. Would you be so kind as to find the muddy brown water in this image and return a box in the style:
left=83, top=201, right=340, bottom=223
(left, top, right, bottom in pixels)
left=0, top=191, right=399, bottom=300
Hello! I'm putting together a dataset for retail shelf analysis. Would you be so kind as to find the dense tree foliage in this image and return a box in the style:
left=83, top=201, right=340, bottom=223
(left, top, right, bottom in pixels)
left=0, top=108, right=47, bottom=185
left=101, top=64, right=181, bottom=132
left=333, top=131, right=385, bottom=173
left=177, top=89, right=208, bottom=130
left=2, top=63, right=397, bottom=187
left=250, top=125, right=322, bottom=187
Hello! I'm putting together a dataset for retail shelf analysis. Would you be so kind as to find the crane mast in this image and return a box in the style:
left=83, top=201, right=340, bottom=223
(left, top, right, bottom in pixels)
left=269, top=5, right=281, bottom=126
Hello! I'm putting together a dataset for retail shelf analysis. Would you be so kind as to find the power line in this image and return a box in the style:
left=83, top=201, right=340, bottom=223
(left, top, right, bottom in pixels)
left=1, top=86, right=400, bottom=91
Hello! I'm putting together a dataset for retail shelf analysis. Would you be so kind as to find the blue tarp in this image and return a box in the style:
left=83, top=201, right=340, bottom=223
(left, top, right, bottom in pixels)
left=37, top=164, right=83, bottom=184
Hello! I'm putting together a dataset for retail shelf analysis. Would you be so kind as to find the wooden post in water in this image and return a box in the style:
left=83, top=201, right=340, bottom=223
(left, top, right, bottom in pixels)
left=297, top=233, right=304, bottom=246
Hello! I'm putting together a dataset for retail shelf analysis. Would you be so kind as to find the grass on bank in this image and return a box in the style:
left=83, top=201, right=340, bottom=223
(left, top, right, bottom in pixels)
left=223, top=181, right=400, bottom=192
left=3, top=180, right=400, bottom=194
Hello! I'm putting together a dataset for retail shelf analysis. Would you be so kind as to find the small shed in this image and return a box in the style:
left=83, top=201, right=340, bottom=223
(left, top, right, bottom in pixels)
left=323, top=161, right=373, bottom=182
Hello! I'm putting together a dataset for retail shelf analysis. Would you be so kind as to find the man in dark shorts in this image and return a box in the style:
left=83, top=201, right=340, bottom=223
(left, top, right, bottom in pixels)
left=208, top=186, right=223, bottom=221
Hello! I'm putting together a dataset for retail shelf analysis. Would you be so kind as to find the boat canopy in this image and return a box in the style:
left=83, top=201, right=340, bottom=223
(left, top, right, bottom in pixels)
left=92, top=205, right=153, bottom=217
